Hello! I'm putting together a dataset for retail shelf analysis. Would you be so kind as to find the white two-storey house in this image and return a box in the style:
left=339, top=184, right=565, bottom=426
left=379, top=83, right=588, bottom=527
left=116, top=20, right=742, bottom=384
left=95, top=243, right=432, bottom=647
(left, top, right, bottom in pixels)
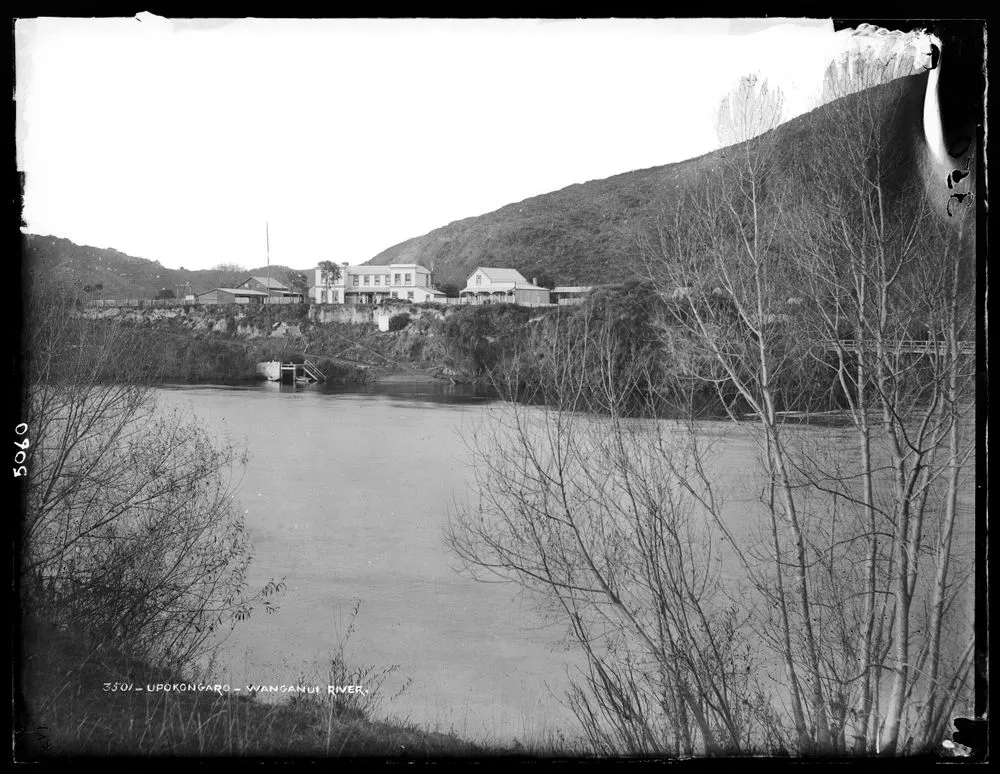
left=312, top=263, right=446, bottom=304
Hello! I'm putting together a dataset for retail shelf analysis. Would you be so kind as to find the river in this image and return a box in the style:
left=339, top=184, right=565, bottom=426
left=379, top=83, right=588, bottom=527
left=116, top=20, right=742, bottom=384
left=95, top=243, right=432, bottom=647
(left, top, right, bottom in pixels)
left=157, top=381, right=587, bottom=745
left=155, top=381, right=976, bottom=747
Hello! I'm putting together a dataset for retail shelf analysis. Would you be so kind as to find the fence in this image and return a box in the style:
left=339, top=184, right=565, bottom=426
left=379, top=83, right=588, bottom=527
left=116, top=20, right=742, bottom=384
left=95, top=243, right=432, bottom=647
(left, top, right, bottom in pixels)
left=86, top=298, right=189, bottom=308
left=88, top=296, right=578, bottom=310
left=86, top=296, right=304, bottom=308
left=442, top=297, right=558, bottom=308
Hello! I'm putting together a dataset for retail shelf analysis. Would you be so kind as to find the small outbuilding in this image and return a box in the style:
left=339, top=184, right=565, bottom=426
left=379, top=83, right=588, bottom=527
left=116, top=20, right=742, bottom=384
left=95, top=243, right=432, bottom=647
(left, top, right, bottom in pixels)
left=552, top=286, right=593, bottom=305
left=195, top=287, right=269, bottom=305
left=236, top=276, right=302, bottom=300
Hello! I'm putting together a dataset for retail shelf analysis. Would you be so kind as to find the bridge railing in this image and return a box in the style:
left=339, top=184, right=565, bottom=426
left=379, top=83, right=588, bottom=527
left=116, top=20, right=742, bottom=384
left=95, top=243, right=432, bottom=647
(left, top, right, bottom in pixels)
left=829, top=339, right=974, bottom=356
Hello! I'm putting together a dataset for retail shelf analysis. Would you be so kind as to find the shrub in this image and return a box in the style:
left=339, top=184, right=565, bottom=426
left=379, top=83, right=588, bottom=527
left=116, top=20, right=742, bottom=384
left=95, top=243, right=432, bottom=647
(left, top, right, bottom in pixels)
left=438, top=304, right=533, bottom=375
left=387, top=313, right=411, bottom=332
left=22, top=272, right=278, bottom=671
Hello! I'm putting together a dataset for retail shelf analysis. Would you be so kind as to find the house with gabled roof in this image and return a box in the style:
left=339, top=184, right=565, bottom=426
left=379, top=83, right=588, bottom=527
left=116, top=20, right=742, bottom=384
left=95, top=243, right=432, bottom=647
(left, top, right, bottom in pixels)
left=459, top=267, right=551, bottom=306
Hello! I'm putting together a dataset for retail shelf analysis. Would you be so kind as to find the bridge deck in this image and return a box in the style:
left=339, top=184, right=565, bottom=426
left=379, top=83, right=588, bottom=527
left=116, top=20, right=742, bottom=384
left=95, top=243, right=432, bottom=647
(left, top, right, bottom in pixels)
left=829, top=339, right=975, bottom=355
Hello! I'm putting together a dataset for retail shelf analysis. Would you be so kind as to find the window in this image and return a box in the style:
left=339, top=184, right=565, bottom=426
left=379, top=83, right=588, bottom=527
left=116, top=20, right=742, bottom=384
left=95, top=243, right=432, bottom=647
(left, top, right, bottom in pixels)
left=352, top=275, right=359, bottom=286
left=476, top=274, right=482, bottom=286
left=405, top=273, right=412, bottom=285
left=393, top=273, right=400, bottom=285
left=364, top=275, right=370, bottom=285
left=407, top=291, right=414, bottom=300
left=374, top=275, right=381, bottom=285
left=391, top=291, right=398, bottom=298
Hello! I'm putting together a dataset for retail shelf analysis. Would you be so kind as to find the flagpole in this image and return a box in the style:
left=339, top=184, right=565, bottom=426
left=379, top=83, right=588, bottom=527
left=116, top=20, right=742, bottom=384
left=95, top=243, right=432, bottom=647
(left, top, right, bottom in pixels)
left=265, top=221, right=270, bottom=306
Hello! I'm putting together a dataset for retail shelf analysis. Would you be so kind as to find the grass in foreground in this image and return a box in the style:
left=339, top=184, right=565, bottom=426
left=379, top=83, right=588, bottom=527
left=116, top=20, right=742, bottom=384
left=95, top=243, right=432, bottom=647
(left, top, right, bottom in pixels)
left=15, top=619, right=499, bottom=759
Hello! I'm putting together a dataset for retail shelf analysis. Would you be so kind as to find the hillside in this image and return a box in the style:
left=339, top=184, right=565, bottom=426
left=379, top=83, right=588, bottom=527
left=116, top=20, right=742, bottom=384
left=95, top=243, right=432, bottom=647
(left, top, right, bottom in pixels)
left=21, top=42, right=978, bottom=297
left=364, top=68, right=970, bottom=288
left=21, top=234, right=312, bottom=298
left=364, top=152, right=720, bottom=287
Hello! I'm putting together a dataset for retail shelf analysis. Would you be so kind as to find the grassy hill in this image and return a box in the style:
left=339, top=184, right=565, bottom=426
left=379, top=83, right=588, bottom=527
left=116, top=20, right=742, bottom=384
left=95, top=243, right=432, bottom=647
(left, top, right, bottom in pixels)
left=21, top=234, right=312, bottom=299
left=364, top=70, right=964, bottom=288
left=23, top=63, right=978, bottom=296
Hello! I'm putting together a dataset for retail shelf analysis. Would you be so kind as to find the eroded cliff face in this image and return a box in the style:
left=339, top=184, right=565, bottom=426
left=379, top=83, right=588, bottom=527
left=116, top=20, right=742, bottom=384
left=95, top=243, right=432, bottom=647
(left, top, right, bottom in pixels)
left=77, top=301, right=454, bottom=339
left=77, top=305, right=306, bottom=338
left=307, top=303, right=449, bottom=327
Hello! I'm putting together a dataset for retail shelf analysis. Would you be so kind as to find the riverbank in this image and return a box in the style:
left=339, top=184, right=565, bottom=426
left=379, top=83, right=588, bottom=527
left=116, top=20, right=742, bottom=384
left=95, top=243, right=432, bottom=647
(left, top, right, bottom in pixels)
left=16, top=618, right=498, bottom=758
left=76, top=301, right=526, bottom=388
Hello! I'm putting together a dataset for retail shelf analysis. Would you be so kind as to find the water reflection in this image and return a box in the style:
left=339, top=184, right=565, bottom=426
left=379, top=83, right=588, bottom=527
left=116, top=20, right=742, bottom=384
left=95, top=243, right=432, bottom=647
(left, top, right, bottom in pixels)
left=162, top=378, right=497, bottom=405
left=153, top=382, right=578, bottom=745
left=320, top=379, right=497, bottom=405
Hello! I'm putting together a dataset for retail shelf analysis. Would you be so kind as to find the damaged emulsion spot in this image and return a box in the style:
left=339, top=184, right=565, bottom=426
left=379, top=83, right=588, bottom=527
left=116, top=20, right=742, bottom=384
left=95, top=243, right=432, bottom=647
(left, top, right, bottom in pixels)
left=945, top=150, right=973, bottom=217
left=947, top=136, right=972, bottom=158
left=946, top=156, right=971, bottom=189
left=922, top=42, right=941, bottom=70
left=946, top=191, right=973, bottom=217
left=946, top=168, right=969, bottom=189
left=920, top=28, right=980, bottom=221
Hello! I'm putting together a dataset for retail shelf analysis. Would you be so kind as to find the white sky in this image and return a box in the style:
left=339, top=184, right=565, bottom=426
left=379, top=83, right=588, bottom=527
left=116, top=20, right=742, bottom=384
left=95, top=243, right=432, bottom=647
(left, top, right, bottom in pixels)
left=16, top=16, right=918, bottom=271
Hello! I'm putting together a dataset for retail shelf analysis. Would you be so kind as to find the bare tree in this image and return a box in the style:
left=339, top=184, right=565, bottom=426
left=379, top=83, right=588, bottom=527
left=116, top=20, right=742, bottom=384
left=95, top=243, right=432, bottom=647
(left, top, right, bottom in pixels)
left=787, top=55, right=976, bottom=754
left=642, top=61, right=976, bottom=756
left=644, top=74, right=837, bottom=751
left=447, top=305, right=774, bottom=756
left=21, top=272, right=279, bottom=670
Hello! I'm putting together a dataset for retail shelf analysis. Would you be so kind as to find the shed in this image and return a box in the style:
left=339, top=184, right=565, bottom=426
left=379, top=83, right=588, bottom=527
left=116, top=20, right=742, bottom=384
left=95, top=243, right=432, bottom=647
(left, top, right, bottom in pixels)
left=195, top=287, right=269, bottom=305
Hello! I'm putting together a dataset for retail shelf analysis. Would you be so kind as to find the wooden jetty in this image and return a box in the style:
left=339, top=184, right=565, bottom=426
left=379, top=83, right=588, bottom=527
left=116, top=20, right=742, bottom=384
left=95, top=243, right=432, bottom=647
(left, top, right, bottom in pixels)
left=256, top=358, right=327, bottom=385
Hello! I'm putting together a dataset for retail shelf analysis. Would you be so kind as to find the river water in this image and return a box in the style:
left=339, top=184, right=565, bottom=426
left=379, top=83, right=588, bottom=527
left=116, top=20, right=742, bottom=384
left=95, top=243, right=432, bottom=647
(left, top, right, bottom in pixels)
left=157, top=381, right=587, bottom=745
left=155, top=381, right=976, bottom=747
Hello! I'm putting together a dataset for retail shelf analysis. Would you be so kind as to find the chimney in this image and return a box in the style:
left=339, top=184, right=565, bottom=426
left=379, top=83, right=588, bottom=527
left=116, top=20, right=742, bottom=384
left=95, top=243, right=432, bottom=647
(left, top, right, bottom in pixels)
left=532, top=277, right=537, bottom=285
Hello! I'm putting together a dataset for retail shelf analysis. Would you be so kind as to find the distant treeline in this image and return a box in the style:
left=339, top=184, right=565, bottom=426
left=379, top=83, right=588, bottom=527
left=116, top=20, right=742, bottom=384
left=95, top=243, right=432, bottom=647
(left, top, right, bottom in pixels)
left=50, top=281, right=937, bottom=416
left=382, top=281, right=854, bottom=419
left=50, top=300, right=370, bottom=385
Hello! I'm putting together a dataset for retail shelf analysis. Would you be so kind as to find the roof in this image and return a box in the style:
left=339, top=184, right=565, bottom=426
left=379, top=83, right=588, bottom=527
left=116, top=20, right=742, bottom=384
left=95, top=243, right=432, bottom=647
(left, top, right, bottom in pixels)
left=470, top=267, right=529, bottom=283
left=198, top=287, right=269, bottom=297
left=552, top=286, right=593, bottom=294
left=241, top=276, right=290, bottom=290
left=463, top=267, right=552, bottom=292
left=343, top=264, right=430, bottom=273
left=344, top=265, right=391, bottom=273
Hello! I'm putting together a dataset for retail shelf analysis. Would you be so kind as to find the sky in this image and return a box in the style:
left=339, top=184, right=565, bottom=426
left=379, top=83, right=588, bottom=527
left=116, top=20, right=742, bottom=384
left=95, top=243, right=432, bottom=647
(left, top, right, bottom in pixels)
left=16, top=16, right=929, bottom=271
